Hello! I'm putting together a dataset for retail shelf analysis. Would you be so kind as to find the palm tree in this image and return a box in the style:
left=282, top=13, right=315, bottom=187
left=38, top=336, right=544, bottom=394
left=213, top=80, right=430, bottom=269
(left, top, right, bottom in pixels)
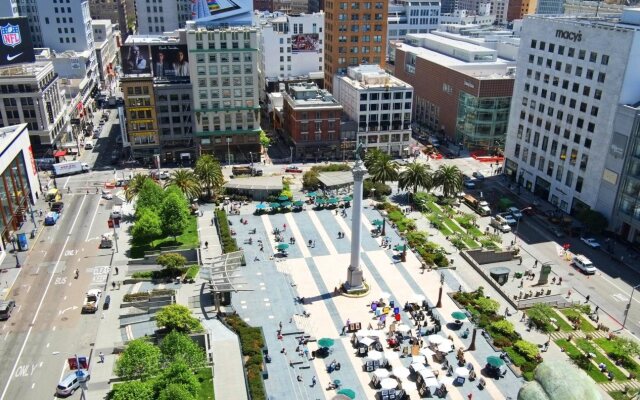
left=433, top=165, right=463, bottom=198
left=398, top=161, right=432, bottom=195
left=364, top=148, right=384, bottom=170
left=125, top=173, right=151, bottom=202
left=194, top=154, right=224, bottom=199
left=167, top=169, right=201, bottom=200
left=368, top=151, right=399, bottom=184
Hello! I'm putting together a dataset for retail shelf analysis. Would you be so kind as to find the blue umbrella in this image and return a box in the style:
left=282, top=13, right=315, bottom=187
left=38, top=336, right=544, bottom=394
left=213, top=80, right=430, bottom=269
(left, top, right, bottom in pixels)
left=256, top=203, right=266, bottom=210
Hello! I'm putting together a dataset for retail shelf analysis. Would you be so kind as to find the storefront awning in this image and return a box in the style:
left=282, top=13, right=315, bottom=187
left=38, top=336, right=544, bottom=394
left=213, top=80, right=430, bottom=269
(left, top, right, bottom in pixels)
left=53, top=150, right=67, bottom=157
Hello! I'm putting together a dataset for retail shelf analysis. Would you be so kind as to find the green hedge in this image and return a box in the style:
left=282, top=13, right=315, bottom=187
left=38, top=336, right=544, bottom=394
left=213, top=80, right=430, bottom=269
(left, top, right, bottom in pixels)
left=225, top=315, right=266, bottom=400
left=215, top=209, right=238, bottom=254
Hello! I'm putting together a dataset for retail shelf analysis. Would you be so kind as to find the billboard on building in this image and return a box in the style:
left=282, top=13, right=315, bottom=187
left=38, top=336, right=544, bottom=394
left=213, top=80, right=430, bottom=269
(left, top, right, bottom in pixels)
left=291, top=34, right=321, bottom=53
left=150, top=45, right=190, bottom=80
left=191, top=0, right=254, bottom=26
left=0, top=17, right=36, bottom=67
left=121, top=44, right=151, bottom=75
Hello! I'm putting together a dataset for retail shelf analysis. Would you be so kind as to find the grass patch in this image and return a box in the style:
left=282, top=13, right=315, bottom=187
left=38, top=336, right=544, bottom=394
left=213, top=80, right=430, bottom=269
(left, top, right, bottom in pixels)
left=555, top=339, right=608, bottom=383
left=426, top=213, right=453, bottom=236
left=575, top=339, right=627, bottom=381
left=561, top=309, right=596, bottom=333
left=548, top=309, right=574, bottom=332
left=463, top=237, right=481, bottom=249
left=443, top=219, right=465, bottom=234
left=504, top=346, right=536, bottom=381
left=594, top=338, right=640, bottom=377
left=130, top=216, right=199, bottom=258
left=196, top=367, right=215, bottom=400
left=468, top=226, right=484, bottom=237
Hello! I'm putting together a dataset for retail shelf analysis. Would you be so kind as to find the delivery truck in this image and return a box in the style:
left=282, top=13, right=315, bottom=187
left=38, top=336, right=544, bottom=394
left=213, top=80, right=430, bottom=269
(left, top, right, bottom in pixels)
left=52, top=161, right=90, bottom=177
left=463, top=194, right=491, bottom=216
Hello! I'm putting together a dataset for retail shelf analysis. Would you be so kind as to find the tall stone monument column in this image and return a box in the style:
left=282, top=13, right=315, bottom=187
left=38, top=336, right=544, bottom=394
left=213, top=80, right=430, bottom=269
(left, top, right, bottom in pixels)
left=346, top=152, right=367, bottom=292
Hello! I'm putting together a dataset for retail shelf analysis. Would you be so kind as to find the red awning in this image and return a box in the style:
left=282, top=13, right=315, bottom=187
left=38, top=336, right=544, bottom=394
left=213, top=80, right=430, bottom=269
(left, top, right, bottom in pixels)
left=53, top=150, right=67, bottom=157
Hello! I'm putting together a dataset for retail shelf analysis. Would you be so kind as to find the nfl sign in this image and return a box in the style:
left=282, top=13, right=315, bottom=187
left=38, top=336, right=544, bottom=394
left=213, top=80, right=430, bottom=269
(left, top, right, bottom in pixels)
left=0, top=17, right=35, bottom=66
left=1, top=24, right=21, bottom=48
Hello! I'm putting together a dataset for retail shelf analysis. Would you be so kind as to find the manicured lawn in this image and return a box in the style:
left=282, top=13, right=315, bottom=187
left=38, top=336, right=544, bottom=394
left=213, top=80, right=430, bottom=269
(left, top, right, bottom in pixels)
left=468, top=226, right=484, bottom=237
left=425, top=201, right=443, bottom=215
left=443, top=219, right=465, bottom=234
left=609, top=391, right=638, bottom=400
left=129, top=216, right=199, bottom=258
left=575, top=339, right=627, bottom=381
left=546, top=309, right=574, bottom=332
left=196, top=367, right=215, bottom=400
left=555, top=339, right=608, bottom=383
left=595, top=338, right=640, bottom=377
left=463, top=237, right=481, bottom=249
left=561, top=309, right=596, bottom=332
left=426, top=213, right=453, bottom=236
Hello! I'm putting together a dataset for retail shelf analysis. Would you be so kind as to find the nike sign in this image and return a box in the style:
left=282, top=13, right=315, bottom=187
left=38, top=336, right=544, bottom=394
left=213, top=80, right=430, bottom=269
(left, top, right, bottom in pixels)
left=6, top=52, right=22, bottom=61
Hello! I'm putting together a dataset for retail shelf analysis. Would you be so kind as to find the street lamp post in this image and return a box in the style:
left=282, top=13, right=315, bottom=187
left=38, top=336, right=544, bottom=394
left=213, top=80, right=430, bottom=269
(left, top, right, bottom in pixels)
left=622, top=284, right=640, bottom=330
left=226, top=137, right=232, bottom=167
left=514, top=207, right=532, bottom=244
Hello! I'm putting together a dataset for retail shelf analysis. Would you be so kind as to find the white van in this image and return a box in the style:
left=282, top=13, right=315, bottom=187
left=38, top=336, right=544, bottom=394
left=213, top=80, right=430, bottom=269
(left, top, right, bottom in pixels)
left=573, top=254, right=596, bottom=274
left=110, top=205, right=122, bottom=219
left=490, top=216, right=511, bottom=233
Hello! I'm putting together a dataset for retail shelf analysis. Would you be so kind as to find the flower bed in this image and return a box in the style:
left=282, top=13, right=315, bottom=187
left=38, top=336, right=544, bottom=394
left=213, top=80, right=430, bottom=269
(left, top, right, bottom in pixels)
left=575, top=339, right=627, bottom=381
left=556, top=339, right=608, bottom=383
left=225, top=314, right=266, bottom=400
left=562, top=308, right=596, bottom=333
left=594, top=337, right=640, bottom=377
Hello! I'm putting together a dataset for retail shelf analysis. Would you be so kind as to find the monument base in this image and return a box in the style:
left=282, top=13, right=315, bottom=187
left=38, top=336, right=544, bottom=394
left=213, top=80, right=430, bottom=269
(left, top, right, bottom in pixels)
left=345, top=265, right=369, bottom=294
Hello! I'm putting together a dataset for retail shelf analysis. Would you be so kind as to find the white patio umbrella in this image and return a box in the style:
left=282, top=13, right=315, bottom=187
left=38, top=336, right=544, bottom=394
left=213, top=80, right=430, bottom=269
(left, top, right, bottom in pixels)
left=412, top=293, right=426, bottom=303
left=379, top=292, right=391, bottom=299
left=420, top=347, right=436, bottom=357
left=396, top=324, right=411, bottom=333
left=359, top=337, right=375, bottom=347
left=368, top=350, right=384, bottom=361
left=440, top=338, right=454, bottom=348
left=410, top=362, right=427, bottom=372
left=394, top=366, right=410, bottom=379
left=386, top=352, right=400, bottom=361
left=437, top=341, right=453, bottom=353
left=373, top=369, right=390, bottom=379
left=455, top=367, right=470, bottom=378
left=427, top=334, right=445, bottom=345
left=380, top=378, right=399, bottom=390
left=412, top=355, right=426, bottom=364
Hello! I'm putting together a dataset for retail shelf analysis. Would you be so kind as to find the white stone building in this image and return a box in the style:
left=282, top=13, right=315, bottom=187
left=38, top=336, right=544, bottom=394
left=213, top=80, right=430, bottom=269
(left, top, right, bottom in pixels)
left=92, top=20, right=119, bottom=88
left=333, top=65, right=413, bottom=157
left=186, top=22, right=261, bottom=163
left=254, top=11, right=324, bottom=100
left=503, top=11, right=640, bottom=218
left=134, top=0, right=192, bottom=34
left=387, top=0, right=440, bottom=47
left=0, top=63, right=67, bottom=149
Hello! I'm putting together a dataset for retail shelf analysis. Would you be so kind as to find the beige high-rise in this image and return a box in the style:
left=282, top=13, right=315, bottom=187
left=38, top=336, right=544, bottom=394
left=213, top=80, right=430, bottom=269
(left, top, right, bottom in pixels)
left=323, top=0, right=388, bottom=93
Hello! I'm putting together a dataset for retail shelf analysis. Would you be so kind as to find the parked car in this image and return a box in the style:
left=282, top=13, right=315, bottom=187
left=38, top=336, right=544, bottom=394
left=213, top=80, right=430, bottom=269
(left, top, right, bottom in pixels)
left=463, top=180, right=476, bottom=189
left=51, top=202, right=64, bottom=214
left=44, top=211, right=60, bottom=226
left=507, top=207, right=523, bottom=219
left=548, top=226, right=564, bottom=238
left=159, top=171, right=170, bottom=180
left=472, top=171, right=485, bottom=181
left=499, top=213, right=517, bottom=226
left=0, top=300, right=16, bottom=320
left=56, top=370, right=90, bottom=397
left=581, top=237, right=601, bottom=249
left=101, top=190, right=113, bottom=200
left=285, top=165, right=303, bottom=173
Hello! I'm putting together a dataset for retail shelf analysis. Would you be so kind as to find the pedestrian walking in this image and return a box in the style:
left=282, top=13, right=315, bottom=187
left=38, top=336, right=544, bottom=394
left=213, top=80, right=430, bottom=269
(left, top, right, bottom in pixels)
left=205, top=241, right=209, bottom=248
left=534, top=260, right=538, bottom=267
left=115, top=267, right=119, bottom=275
left=312, top=240, right=316, bottom=248
left=279, top=321, right=283, bottom=330
left=211, top=217, right=214, bottom=226
left=311, top=376, right=317, bottom=387
left=112, top=281, right=116, bottom=290
left=585, top=295, right=590, bottom=303
left=99, top=352, right=105, bottom=363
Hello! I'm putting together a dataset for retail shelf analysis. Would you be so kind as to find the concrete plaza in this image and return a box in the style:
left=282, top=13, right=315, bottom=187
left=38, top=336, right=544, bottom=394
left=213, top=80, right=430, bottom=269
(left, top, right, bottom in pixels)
left=226, top=201, right=524, bottom=400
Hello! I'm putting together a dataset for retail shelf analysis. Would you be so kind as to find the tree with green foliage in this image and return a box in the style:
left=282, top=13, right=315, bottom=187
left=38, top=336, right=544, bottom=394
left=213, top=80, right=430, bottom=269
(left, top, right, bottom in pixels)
left=131, top=208, right=162, bottom=243
left=475, top=297, right=500, bottom=314
left=156, top=304, right=203, bottom=333
left=367, top=151, right=399, bottom=184
left=125, top=174, right=152, bottom=202
left=157, top=384, right=196, bottom=400
left=159, top=331, right=206, bottom=369
left=576, top=209, right=608, bottom=234
left=115, top=338, right=161, bottom=381
left=364, top=148, right=384, bottom=170
left=154, top=361, right=199, bottom=399
left=398, top=161, right=432, bottom=196
left=156, top=252, right=187, bottom=273
left=167, top=169, right=201, bottom=200
left=433, top=165, right=463, bottom=198
left=194, top=154, right=224, bottom=199
left=110, top=380, right=155, bottom=400
left=610, top=336, right=640, bottom=361
left=490, top=319, right=516, bottom=336
left=514, top=340, right=540, bottom=361
left=259, top=130, right=271, bottom=148
left=160, top=191, right=190, bottom=240
left=136, top=179, right=165, bottom=211
left=302, top=170, right=320, bottom=189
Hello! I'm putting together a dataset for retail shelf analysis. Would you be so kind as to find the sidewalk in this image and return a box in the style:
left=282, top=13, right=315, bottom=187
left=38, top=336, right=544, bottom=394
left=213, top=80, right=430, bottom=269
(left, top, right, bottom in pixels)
left=197, top=203, right=249, bottom=400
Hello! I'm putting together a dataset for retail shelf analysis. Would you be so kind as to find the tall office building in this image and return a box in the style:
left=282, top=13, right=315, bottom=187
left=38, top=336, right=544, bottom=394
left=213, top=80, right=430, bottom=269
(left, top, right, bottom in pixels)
left=503, top=11, right=640, bottom=218
left=0, top=63, right=67, bottom=149
left=535, top=0, right=563, bottom=15
left=88, top=0, right=128, bottom=33
left=186, top=22, right=261, bottom=163
left=324, top=0, right=389, bottom=93
left=333, top=65, right=413, bottom=156
left=387, top=0, right=440, bottom=48
left=134, top=0, right=191, bottom=34
left=505, top=0, right=537, bottom=22
left=0, top=1, right=18, bottom=17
